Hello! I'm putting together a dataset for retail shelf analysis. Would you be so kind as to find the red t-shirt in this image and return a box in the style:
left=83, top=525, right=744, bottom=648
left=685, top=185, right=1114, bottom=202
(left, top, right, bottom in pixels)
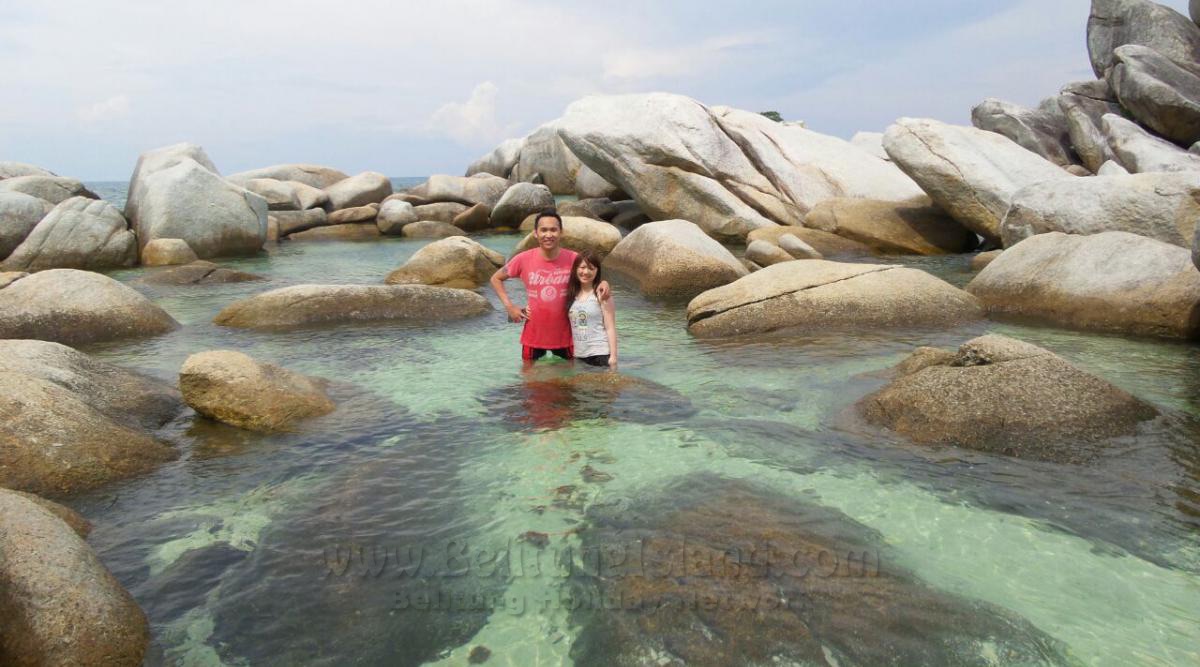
left=505, top=248, right=577, bottom=349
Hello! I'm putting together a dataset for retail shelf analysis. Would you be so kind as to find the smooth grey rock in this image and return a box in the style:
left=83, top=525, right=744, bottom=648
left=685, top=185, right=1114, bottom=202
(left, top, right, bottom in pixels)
left=323, top=171, right=392, bottom=210
left=1059, top=81, right=1125, bottom=172
left=241, top=178, right=328, bottom=211
left=1102, top=113, right=1200, bottom=171
left=515, top=122, right=583, bottom=194
left=124, top=143, right=218, bottom=225
left=2, top=197, right=136, bottom=271
left=967, top=231, right=1200, bottom=338
left=1097, top=159, right=1130, bottom=174
left=1001, top=172, right=1200, bottom=248
left=490, top=182, right=554, bottom=229
left=883, top=117, right=1070, bottom=244
left=0, top=162, right=55, bottom=180
left=745, top=239, right=795, bottom=267
left=272, top=209, right=328, bottom=237
left=0, top=489, right=150, bottom=665
left=1087, top=0, right=1200, bottom=77
left=0, top=175, right=98, bottom=205
left=687, top=260, right=982, bottom=337
left=135, top=159, right=267, bottom=258
left=227, top=163, right=349, bottom=189
left=574, top=163, right=624, bottom=200
left=0, top=269, right=179, bottom=345
left=422, top=173, right=509, bottom=208
left=412, top=202, right=468, bottom=224
left=384, top=236, right=505, bottom=288
left=466, top=137, right=524, bottom=178
left=1109, top=44, right=1200, bottom=145
left=0, top=191, right=53, bottom=259
left=849, top=131, right=889, bottom=160
left=604, top=219, right=747, bottom=297
left=214, top=284, right=492, bottom=330
left=376, top=200, right=418, bottom=235
left=972, top=97, right=1077, bottom=166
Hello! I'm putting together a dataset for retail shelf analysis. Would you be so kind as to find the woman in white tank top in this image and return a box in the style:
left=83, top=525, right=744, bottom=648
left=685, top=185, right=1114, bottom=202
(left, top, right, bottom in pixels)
left=565, top=250, right=618, bottom=368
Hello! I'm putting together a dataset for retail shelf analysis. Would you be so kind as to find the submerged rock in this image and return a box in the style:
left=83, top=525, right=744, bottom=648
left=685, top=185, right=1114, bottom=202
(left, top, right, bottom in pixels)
left=604, top=219, right=747, bottom=297
left=569, top=477, right=1071, bottom=667
left=0, top=339, right=182, bottom=495
left=858, top=335, right=1159, bottom=462
left=214, top=283, right=491, bottom=330
left=2, top=197, right=136, bottom=271
left=1000, top=172, right=1200, bottom=248
left=687, top=261, right=982, bottom=338
left=0, top=489, right=150, bottom=666
left=484, top=371, right=696, bottom=430
left=805, top=197, right=977, bottom=255
left=0, top=269, right=179, bottom=345
left=967, top=231, right=1200, bottom=338
left=384, top=236, right=504, bottom=289
left=883, top=117, right=1070, bottom=245
left=180, top=350, right=336, bottom=432
left=514, top=215, right=621, bottom=259
left=139, top=260, right=264, bottom=285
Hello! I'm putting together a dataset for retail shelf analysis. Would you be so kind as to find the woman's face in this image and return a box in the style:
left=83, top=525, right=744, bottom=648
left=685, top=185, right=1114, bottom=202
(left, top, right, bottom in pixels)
left=575, top=260, right=597, bottom=286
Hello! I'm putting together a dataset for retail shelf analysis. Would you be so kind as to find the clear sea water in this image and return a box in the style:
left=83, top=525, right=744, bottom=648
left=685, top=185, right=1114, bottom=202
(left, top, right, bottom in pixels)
left=59, top=181, right=1200, bottom=665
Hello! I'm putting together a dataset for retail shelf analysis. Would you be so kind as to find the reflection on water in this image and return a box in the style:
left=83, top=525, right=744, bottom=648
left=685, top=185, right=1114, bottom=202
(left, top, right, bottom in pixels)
left=58, top=234, right=1200, bottom=666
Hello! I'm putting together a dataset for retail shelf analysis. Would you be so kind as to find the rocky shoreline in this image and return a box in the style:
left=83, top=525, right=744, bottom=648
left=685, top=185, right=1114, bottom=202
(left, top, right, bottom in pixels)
left=3, top=0, right=1200, bottom=664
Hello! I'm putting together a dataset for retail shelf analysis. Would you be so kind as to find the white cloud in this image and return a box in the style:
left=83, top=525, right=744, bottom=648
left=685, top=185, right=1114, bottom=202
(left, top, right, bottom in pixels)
left=602, top=33, right=771, bottom=82
left=428, top=81, right=518, bottom=147
left=77, top=94, right=130, bottom=124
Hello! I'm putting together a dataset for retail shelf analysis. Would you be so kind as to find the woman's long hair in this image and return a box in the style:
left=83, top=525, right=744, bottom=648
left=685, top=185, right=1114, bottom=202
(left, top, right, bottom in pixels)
left=565, top=250, right=603, bottom=315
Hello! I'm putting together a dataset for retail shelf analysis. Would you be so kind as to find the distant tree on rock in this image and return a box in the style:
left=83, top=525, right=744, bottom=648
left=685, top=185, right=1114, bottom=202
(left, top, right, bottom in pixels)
left=760, top=111, right=784, bottom=122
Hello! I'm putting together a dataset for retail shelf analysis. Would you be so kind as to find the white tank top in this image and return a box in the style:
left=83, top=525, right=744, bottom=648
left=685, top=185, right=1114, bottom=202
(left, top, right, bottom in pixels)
left=568, top=292, right=609, bottom=357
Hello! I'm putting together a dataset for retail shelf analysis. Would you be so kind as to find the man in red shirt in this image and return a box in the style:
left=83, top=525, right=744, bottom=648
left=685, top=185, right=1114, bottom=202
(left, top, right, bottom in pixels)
left=490, top=210, right=608, bottom=364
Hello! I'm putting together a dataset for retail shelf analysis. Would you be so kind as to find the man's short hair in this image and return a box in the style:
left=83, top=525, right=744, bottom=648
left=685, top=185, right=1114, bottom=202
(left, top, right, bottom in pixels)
left=534, top=209, right=563, bottom=230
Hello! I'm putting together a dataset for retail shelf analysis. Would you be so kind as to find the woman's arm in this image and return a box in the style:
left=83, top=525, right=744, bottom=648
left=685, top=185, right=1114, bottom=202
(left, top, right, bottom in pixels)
left=601, top=292, right=618, bottom=368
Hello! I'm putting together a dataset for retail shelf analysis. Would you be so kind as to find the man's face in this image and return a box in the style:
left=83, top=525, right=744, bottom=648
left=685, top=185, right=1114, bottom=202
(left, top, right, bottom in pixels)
left=535, top=216, right=561, bottom=251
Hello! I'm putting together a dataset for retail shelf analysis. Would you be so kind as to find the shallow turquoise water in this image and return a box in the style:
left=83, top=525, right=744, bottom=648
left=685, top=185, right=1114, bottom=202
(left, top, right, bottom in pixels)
left=60, top=195, right=1200, bottom=665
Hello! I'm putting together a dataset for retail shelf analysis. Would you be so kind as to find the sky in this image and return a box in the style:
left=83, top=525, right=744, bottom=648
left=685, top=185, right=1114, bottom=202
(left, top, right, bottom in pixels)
left=0, top=0, right=1192, bottom=180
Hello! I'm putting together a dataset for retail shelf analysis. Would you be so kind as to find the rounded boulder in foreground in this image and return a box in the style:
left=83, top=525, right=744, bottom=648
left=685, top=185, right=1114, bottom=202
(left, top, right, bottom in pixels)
left=0, top=489, right=149, bottom=666
left=180, top=350, right=336, bottom=432
left=0, top=269, right=179, bottom=345
left=604, top=219, right=747, bottom=298
left=385, top=236, right=505, bottom=289
left=514, top=215, right=621, bottom=259
left=687, top=260, right=982, bottom=338
left=214, top=283, right=492, bottom=330
left=857, top=334, right=1159, bottom=463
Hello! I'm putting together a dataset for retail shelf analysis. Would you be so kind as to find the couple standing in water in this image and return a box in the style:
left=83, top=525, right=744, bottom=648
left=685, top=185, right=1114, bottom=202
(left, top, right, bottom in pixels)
left=490, top=210, right=619, bottom=369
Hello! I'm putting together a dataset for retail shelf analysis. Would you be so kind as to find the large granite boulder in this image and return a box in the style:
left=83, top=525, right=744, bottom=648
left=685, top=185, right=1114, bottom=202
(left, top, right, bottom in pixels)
left=1109, top=44, right=1200, bottom=146
left=327, top=203, right=378, bottom=224
left=490, top=182, right=554, bottom=229
left=240, top=178, right=328, bottom=211
left=1087, top=0, right=1200, bottom=77
left=514, top=122, right=583, bottom=194
left=574, top=163, right=624, bottom=200
left=883, top=117, right=1070, bottom=245
left=849, top=131, right=889, bottom=160
left=0, top=175, right=98, bottom=205
left=451, top=203, right=491, bottom=232
left=466, top=137, right=523, bottom=179
left=1193, top=0, right=1200, bottom=26
left=384, top=236, right=504, bottom=288
left=2, top=197, right=136, bottom=271
left=0, top=339, right=182, bottom=495
left=124, top=143, right=219, bottom=225
left=323, top=171, right=392, bottom=210
left=1059, top=80, right=1125, bottom=172
left=514, top=215, right=622, bottom=259
left=272, top=208, right=328, bottom=237
left=805, top=197, right=977, bottom=255
left=0, top=161, right=55, bottom=180
left=376, top=200, right=418, bottom=235
left=412, top=202, right=468, bottom=224
left=180, top=350, right=335, bottom=432
left=1101, top=113, right=1200, bottom=171
left=140, top=238, right=198, bottom=266
left=0, top=269, right=179, bottom=345
left=401, top=220, right=464, bottom=239
left=0, top=489, right=149, bottom=666
left=421, top=173, right=509, bottom=208
left=967, top=231, right=1200, bottom=338
left=745, top=239, right=795, bottom=267
left=0, top=191, right=53, bottom=259
left=558, top=197, right=619, bottom=222
left=133, top=158, right=268, bottom=258
left=1001, top=172, right=1200, bottom=248
left=857, top=335, right=1159, bottom=463
left=226, top=163, right=349, bottom=189
left=213, top=284, right=491, bottom=330
left=687, top=260, right=982, bottom=337
left=746, top=225, right=874, bottom=257
left=604, top=219, right=747, bottom=297
left=971, top=97, right=1077, bottom=166
left=556, top=93, right=782, bottom=241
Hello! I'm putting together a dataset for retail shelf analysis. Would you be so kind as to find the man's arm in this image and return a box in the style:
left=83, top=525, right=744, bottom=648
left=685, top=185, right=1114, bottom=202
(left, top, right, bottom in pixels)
left=489, top=268, right=528, bottom=322
left=597, top=279, right=611, bottom=301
